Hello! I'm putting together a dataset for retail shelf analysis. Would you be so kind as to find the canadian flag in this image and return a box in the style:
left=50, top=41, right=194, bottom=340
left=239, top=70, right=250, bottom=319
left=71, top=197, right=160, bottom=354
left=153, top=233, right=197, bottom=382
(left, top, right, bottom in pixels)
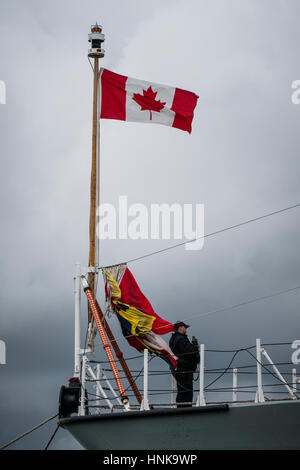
left=100, top=68, right=199, bottom=134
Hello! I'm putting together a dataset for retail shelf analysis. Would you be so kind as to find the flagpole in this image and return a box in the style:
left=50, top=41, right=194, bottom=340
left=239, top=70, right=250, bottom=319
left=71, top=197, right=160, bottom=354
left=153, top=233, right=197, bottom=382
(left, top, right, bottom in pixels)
left=85, top=25, right=143, bottom=405
left=88, top=24, right=105, bottom=321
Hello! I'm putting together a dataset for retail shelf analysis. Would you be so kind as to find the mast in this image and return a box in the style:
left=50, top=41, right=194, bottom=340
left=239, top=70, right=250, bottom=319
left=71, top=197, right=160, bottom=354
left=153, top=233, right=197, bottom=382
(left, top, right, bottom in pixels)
left=88, top=23, right=104, bottom=321
left=85, top=24, right=142, bottom=405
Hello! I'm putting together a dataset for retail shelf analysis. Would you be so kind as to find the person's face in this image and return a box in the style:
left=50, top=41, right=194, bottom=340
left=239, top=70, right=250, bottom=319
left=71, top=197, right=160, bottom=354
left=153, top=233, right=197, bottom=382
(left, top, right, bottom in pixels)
left=178, top=326, right=187, bottom=334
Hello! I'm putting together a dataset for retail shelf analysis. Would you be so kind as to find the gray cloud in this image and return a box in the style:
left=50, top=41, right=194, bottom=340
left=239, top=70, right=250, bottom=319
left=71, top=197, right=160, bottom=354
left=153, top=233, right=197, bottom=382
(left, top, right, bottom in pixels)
left=1, top=0, right=300, bottom=449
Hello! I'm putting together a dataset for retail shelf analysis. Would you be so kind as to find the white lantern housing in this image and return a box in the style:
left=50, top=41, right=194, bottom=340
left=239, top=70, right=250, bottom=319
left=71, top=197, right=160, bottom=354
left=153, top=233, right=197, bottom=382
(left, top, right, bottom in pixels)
left=88, top=23, right=105, bottom=58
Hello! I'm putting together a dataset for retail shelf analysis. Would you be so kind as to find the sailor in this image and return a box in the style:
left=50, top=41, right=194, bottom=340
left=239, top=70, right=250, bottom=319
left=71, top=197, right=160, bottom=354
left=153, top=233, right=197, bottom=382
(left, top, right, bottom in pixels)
left=169, top=321, right=200, bottom=408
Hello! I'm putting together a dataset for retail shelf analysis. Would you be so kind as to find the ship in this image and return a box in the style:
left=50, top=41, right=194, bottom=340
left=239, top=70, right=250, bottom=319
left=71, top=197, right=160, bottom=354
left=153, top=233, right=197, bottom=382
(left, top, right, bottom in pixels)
left=58, top=23, right=300, bottom=450
left=60, top=400, right=300, bottom=450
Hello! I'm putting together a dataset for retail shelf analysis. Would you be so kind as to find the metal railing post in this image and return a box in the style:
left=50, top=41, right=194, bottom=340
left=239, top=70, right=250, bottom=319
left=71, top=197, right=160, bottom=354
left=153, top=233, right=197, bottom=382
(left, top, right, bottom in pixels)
left=232, top=368, right=238, bottom=402
left=140, top=348, right=150, bottom=411
left=196, top=344, right=206, bottom=406
left=87, top=364, right=114, bottom=411
left=101, top=370, right=123, bottom=406
left=74, top=262, right=81, bottom=378
left=171, top=374, right=176, bottom=408
left=256, top=338, right=265, bottom=402
left=79, top=355, right=87, bottom=415
left=96, top=364, right=101, bottom=413
left=292, top=368, right=297, bottom=395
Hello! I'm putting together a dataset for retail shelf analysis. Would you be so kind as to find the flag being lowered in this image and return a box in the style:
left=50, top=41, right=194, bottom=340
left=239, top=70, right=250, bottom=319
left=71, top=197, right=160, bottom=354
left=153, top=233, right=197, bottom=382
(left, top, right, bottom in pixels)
left=100, top=68, right=199, bottom=133
left=103, top=265, right=177, bottom=369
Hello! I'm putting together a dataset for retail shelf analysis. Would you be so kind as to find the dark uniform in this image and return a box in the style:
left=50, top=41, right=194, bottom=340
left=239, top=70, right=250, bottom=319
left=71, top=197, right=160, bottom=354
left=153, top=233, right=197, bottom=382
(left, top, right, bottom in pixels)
left=169, top=322, right=200, bottom=408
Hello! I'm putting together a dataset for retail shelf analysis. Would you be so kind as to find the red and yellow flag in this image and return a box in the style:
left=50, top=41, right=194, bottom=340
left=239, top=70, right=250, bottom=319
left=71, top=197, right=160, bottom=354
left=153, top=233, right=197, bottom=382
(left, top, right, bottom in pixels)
left=104, top=267, right=177, bottom=369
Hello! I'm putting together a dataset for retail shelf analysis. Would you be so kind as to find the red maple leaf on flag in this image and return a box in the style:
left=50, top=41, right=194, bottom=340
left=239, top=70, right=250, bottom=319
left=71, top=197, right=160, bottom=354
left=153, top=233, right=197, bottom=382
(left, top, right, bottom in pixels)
left=132, top=86, right=166, bottom=120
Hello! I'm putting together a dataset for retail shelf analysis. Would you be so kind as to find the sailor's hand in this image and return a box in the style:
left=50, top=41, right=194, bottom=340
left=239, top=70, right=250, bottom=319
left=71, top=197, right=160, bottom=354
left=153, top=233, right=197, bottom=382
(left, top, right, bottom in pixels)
left=192, top=336, right=199, bottom=352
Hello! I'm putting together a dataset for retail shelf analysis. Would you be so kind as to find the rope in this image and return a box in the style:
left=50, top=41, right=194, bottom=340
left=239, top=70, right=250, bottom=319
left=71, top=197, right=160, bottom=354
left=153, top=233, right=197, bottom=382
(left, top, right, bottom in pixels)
left=189, top=285, right=300, bottom=322
left=106, top=283, right=300, bottom=343
left=0, top=413, right=58, bottom=450
left=44, top=423, right=60, bottom=450
left=96, top=381, right=297, bottom=393
left=100, top=202, right=300, bottom=268
left=118, top=355, right=154, bottom=399
left=206, top=345, right=256, bottom=352
left=205, top=350, right=241, bottom=389
left=86, top=364, right=296, bottom=391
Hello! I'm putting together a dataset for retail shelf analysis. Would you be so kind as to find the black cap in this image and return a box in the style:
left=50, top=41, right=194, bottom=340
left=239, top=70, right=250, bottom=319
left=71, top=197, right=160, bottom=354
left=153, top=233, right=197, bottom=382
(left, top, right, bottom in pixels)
left=174, top=321, right=190, bottom=330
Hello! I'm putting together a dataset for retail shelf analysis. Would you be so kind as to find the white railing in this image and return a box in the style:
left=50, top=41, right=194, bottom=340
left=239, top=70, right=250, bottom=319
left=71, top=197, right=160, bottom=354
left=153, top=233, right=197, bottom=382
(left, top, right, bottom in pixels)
left=232, top=368, right=238, bottom=402
left=78, top=339, right=298, bottom=414
left=140, top=348, right=150, bottom=411
left=196, top=344, right=206, bottom=406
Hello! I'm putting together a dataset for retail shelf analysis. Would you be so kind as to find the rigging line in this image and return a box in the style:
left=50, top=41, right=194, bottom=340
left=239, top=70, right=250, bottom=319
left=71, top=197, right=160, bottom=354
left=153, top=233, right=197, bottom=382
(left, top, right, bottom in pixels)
left=204, top=381, right=299, bottom=390
left=206, top=345, right=256, bottom=352
left=205, top=350, right=241, bottom=389
left=204, top=348, right=296, bottom=390
left=101, top=361, right=294, bottom=373
left=44, top=423, right=60, bottom=450
left=88, top=365, right=295, bottom=382
left=0, top=413, right=58, bottom=451
left=87, top=56, right=94, bottom=72
left=204, top=361, right=295, bottom=371
left=83, top=318, right=89, bottom=354
left=186, top=284, right=300, bottom=322
left=123, top=355, right=154, bottom=396
left=100, top=202, right=300, bottom=268
left=207, top=342, right=295, bottom=351
left=110, top=381, right=297, bottom=394
left=110, top=355, right=155, bottom=401
left=106, top=283, right=300, bottom=344
left=90, top=351, right=293, bottom=396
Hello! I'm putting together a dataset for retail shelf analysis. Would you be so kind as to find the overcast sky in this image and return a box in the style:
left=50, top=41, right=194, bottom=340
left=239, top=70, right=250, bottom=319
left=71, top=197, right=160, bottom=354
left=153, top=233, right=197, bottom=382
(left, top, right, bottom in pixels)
left=1, top=0, right=300, bottom=450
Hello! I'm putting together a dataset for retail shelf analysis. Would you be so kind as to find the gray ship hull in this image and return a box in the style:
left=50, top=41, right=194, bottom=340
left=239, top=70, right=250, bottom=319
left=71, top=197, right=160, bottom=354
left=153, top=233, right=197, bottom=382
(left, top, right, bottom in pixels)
left=59, top=399, right=300, bottom=450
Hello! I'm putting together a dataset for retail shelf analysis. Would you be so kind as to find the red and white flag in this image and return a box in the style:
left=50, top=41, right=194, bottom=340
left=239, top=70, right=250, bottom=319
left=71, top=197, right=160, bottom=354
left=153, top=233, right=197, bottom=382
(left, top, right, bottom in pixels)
left=100, top=68, right=199, bottom=134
